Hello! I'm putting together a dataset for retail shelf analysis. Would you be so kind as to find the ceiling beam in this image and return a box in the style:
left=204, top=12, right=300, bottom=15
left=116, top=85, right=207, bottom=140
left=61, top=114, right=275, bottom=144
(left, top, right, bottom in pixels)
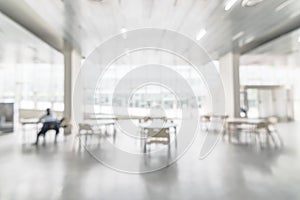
left=0, top=0, right=64, bottom=53
left=240, top=15, right=300, bottom=55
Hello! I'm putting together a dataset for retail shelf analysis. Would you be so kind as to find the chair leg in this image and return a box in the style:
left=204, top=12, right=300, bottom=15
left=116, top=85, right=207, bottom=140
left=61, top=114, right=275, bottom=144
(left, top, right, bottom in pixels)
left=168, top=141, right=171, bottom=158
left=43, top=134, right=46, bottom=145
left=229, top=130, right=233, bottom=143
left=222, top=128, right=227, bottom=141
left=274, top=130, right=284, bottom=147
left=143, top=143, right=147, bottom=153
left=113, top=127, right=116, bottom=144
left=54, top=135, right=58, bottom=143
left=256, top=131, right=263, bottom=150
left=85, top=134, right=88, bottom=145
left=72, top=135, right=79, bottom=151
left=268, top=130, right=279, bottom=148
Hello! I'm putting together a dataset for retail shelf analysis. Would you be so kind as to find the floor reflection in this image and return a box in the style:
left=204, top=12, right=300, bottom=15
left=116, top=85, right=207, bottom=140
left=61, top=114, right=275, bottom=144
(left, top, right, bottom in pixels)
left=0, top=122, right=300, bottom=199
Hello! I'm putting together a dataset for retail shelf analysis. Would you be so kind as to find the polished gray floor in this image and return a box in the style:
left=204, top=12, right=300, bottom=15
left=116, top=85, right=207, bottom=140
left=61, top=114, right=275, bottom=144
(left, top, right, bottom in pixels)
left=1, top=122, right=300, bottom=200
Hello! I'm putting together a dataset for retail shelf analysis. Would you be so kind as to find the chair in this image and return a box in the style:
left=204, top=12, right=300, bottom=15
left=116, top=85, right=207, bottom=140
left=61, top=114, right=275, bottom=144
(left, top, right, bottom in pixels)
left=211, top=115, right=228, bottom=133
left=226, top=121, right=256, bottom=144
left=41, top=118, right=71, bottom=143
left=200, top=115, right=210, bottom=132
left=226, top=123, right=247, bottom=143
left=78, top=123, right=94, bottom=134
left=251, top=119, right=281, bottom=148
left=266, top=117, right=283, bottom=147
left=60, top=118, right=72, bottom=128
left=77, top=123, right=102, bottom=146
left=201, top=115, right=228, bottom=133
left=41, top=123, right=60, bottom=143
left=59, top=118, right=72, bottom=137
left=143, top=127, right=171, bottom=154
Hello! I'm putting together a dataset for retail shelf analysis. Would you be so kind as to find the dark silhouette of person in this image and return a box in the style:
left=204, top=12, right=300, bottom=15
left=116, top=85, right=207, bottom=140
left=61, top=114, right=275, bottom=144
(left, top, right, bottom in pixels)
left=35, top=108, right=60, bottom=145
left=241, top=107, right=248, bottom=118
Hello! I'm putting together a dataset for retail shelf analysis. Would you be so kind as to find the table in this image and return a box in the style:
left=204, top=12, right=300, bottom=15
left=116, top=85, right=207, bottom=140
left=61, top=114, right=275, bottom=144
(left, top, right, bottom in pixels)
left=77, top=120, right=117, bottom=145
left=139, top=122, right=177, bottom=153
left=225, top=118, right=279, bottom=147
left=139, top=122, right=177, bottom=133
left=200, top=114, right=228, bottom=132
left=85, top=113, right=178, bottom=123
left=84, top=114, right=179, bottom=145
left=21, top=119, right=39, bottom=143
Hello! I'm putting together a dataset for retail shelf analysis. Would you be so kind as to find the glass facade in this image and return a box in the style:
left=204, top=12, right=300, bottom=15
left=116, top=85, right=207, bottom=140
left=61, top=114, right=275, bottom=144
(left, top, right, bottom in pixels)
left=240, top=28, right=300, bottom=120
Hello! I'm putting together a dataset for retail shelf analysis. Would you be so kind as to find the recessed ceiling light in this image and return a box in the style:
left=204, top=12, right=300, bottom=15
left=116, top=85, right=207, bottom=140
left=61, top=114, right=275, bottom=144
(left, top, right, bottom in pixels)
left=121, top=28, right=127, bottom=34
left=196, top=29, right=207, bottom=41
left=275, top=0, right=294, bottom=12
left=298, top=36, right=300, bottom=43
left=88, top=0, right=105, bottom=2
left=120, top=28, right=127, bottom=39
left=242, top=0, right=264, bottom=7
left=232, top=31, right=245, bottom=41
left=289, top=11, right=300, bottom=19
left=245, top=36, right=255, bottom=44
left=225, top=0, right=238, bottom=11
left=81, top=57, right=86, bottom=64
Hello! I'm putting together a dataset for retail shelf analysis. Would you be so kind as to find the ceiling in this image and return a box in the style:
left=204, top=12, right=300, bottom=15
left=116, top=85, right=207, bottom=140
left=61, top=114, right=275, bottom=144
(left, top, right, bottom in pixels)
left=1, top=0, right=300, bottom=63
left=0, top=12, right=63, bottom=65
left=240, top=24, right=300, bottom=66
left=247, top=27, right=300, bottom=55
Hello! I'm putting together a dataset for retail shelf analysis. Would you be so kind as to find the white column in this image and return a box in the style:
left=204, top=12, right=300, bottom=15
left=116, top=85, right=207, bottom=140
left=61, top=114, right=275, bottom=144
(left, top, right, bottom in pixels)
left=219, top=52, right=241, bottom=118
left=63, top=42, right=81, bottom=135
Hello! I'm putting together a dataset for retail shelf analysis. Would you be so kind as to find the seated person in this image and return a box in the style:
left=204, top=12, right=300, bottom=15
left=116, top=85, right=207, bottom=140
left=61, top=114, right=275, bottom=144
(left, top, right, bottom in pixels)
left=35, top=108, right=61, bottom=145
left=240, top=107, right=248, bottom=118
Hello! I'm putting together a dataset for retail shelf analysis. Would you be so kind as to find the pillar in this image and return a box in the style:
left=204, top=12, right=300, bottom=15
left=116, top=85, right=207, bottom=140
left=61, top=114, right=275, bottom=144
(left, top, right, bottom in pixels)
left=63, top=41, right=81, bottom=135
left=219, top=52, right=241, bottom=118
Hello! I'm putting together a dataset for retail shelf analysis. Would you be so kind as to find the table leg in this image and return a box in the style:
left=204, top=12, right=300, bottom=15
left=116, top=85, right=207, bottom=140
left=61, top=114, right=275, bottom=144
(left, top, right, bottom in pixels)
left=174, top=127, right=177, bottom=148
left=113, top=124, right=116, bottom=143
left=22, top=124, right=25, bottom=143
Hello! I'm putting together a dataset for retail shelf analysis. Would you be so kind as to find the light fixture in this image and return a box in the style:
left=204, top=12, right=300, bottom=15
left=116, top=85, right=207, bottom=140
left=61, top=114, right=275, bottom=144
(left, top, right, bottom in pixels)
left=289, top=11, right=300, bottom=19
left=121, top=28, right=127, bottom=34
left=88, top=0, right=105, bottom=2
left=238, top=36, right=255, bottom=46
left=81, top=57, right=86, bottom=65
left=241, top=0, right=264, bottom=7
left=225, top=0, right=238, bottom=11
left=196, top=29, right=207, bottom=41
left=120, top=28, right=127, bottom=39
left=244, top=36, right=255, bottom=44
left=232, top=31, right=245, bottom=41
left=298, top=36, right=300, bottom=43
left=275, top=0, right=294, bottom=12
